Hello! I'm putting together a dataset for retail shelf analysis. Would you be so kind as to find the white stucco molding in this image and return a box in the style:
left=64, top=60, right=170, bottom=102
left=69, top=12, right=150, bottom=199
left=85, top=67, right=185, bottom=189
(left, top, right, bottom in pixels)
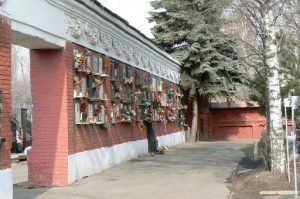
left=47, top=0, right=181, bottom=83
left=12, top=20, right=65, bottom=49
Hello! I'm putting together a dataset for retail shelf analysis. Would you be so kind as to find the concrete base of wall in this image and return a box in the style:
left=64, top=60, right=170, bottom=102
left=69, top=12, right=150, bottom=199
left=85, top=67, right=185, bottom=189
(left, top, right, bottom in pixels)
left=68, top=139, right=148, bottom=184
left=68, top=131, right=185, bottom=184
left=0, top=168, right=13, bottom=199
left=157, top=131, right=185, bottom=147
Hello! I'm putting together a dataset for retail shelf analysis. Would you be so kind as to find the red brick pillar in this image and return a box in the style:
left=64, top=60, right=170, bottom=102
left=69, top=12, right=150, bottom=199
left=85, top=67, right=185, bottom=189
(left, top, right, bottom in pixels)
left=28, top=49, right=69, bottom=186
left=103, top=55, right=114, bottom=144
left=0, top=15, right=12, bottom=199
left=65, top=42, right=75, bottom=155
left=0, top=15, right=12, bottom=170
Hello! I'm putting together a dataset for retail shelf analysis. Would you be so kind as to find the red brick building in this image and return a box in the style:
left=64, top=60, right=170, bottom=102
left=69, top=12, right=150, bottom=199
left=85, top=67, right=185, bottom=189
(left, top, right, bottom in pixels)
left=208, top=105, right=266, bottom=140
left=186, top=100, right=267, bottom=141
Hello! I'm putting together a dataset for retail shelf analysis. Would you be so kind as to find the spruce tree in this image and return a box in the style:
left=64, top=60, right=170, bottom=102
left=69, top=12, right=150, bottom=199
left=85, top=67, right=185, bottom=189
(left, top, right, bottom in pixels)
left=280, top=36, right=300, bottom=97
left=149, top=0, right=244, bottom=141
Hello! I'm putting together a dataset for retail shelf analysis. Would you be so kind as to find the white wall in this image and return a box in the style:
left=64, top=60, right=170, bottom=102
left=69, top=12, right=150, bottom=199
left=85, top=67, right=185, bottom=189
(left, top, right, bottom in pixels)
left=68, top=131, right=185, bottom=184
left=0, top=168, right=13, bottom=199
left=68, top=139, right=148, bottom=184
left=157, top=131, right=186, bottom=148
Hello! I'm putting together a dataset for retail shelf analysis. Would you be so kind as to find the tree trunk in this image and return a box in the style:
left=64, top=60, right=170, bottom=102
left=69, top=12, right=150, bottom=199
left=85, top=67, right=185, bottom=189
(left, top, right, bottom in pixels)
left=189, top=95, right=198, bottom=142
left=264, top=74, right=271, bottom=135
left=264, top=5, right=286, bottom=174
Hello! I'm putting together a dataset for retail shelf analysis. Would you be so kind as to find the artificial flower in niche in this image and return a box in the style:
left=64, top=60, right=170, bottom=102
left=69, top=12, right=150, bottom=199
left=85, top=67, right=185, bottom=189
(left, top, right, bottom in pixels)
left=135, top=90, right=142, bottom=96
left=167, top=111, right=177, bottom=122
left=153, top=92, right=161, bottom=110
left=124, top=77, right=134, bottom=85
left=73, top=78, right=82, bottom=91
left=92, top=77, right=102, bottom=89
left=80, top=102, right=88, bottom=113
left=155, top=92, right=161, bottom=101
left=74, top=53, right=82, bottom=65
left=94, top=104, right=102, bottom=116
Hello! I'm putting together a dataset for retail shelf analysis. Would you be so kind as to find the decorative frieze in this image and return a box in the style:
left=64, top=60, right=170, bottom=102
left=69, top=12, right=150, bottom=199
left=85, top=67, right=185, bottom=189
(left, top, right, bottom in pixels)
left=66, top=17, right=85, bottom=39
left=99, top=33, right=112, bottom=51
left=124, top=45, right=133, bottom=61
left=112, top=39, right=122, bottom=56
left=85, top=24, right=99, bottom=46
left=66, top=15, right=180, bottom=83
left=141, top=55, right=147, bottom=67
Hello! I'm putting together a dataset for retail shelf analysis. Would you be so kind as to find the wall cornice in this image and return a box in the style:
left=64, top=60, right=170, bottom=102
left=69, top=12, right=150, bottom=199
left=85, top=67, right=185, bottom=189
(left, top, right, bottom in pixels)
left=46, top=0, right=181, bottom=83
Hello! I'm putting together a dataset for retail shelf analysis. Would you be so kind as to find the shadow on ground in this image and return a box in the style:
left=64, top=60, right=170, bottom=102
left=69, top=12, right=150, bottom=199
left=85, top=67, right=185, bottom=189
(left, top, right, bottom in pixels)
left=229, top=143, right=295, bottom=199
left=14, top=183, right=50, bottom=199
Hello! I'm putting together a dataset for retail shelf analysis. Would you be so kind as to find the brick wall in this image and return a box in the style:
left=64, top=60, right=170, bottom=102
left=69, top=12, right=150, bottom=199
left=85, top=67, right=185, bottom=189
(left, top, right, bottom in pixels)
left=0, top=16, right=11, bottom=170
left=28, top=49, right=69, bottom=186
left=209, top=108, right=266, bottom=140
left=68, top=43, right=181, bottom=154
left=184, top=95, right=266, bottom=141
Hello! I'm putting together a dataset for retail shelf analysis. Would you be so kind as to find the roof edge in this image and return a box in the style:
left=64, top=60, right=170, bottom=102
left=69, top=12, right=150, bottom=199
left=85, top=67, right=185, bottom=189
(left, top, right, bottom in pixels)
left=77, top=0, right=180, bottom=67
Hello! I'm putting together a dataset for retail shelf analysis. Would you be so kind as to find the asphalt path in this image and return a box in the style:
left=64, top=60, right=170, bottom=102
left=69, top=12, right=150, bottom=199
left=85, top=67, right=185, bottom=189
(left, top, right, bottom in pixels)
left=14, top=141, right=252, bottom=199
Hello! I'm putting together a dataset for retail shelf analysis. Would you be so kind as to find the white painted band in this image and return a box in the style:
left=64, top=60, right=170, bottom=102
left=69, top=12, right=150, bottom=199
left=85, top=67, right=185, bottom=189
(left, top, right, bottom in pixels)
left=157, top=131, right=186, bottom=148
left=0, top=168, right=13, bottom=199
left=68, top=131, right=186, bottom=184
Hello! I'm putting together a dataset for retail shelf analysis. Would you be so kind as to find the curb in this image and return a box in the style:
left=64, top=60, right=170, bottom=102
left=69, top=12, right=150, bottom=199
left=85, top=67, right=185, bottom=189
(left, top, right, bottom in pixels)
left=260, top=190, right=298, bottom=196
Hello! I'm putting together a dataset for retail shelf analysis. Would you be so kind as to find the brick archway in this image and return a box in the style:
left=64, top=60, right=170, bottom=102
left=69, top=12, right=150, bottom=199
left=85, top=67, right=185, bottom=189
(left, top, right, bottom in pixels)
left=0, top=17, right=70, bottom=192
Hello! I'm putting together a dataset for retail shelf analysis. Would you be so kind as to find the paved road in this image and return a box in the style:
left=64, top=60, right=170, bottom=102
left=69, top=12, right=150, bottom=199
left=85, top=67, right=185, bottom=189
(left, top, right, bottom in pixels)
left=14, top=141, right=252, bottom=199
left=12, top=160, right=28, bottom=185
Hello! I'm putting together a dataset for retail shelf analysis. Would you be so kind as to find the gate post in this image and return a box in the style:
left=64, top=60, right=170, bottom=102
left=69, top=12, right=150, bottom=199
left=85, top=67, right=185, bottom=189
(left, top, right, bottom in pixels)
left=28, top=49, right=69, bottom=186
left=0, top=15, right=13, bottom=199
